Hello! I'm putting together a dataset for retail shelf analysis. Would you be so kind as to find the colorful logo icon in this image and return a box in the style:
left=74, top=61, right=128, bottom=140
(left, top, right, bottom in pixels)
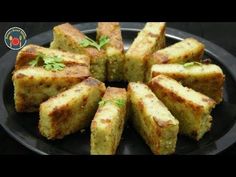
left=4, top=27, right=27, bottom=50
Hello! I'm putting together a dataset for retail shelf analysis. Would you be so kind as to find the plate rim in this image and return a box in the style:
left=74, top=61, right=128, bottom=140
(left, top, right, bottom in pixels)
left=0, top=22, right=236, bottom=155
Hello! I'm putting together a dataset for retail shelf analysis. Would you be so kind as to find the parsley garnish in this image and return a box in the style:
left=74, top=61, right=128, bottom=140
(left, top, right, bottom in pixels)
left=183, top=62, right=202, bottom=68
left=98, top=99, right=125, bottom=108
left=98, top=36, right=110, bottom=49
left=114, top=99, right=126, bottom=107
left=28, top=58, right=39, bottom=67
left=29, top=53, right=65, bottom=71
left=98, top=100, right=108, bottom=107
left=80, top=36, right=109, bottom=51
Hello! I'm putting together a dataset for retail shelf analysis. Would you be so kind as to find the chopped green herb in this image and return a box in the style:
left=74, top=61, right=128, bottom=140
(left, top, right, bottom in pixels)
left=98, top=100, right=108, bottom=107
left=80, top=36, right=99, bottom=49
left=29, top=53, right=44, bottom=67
left=98, top=36, right=110, bottom=49
left=28, top=53, right=65, bottom=71
left=80, top=35, right=109, bottom=51
left=29, top=58, right=39, bottom=67
left=43, top=56, right=65, bottom=71
left=98, top=99, right=125, bottom=108
left=114, top=99, right=126, bottom=107
left=183, top=62, right=202, bottom=68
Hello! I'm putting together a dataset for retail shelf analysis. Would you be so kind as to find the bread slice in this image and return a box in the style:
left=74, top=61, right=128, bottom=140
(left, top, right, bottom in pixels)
left=149, top=63, right=225, bottom=103
left=15, top=44, right=90, bottom=70
left=124, top=22, right=166, bottom=82
left=39, top=77, right=106, bottom=140
left=97, top=22, right=125, bottom=81
left=12, top=46, right=90, bottom=112
left=50, top=23, right=107, bottom=81
left=128, top=82, right=179, bottom=155
left=90, top=87, right=127, bottom=155
left=148, top=75, right=216, bottom=140
left=146, top=38, right=205, bottom=81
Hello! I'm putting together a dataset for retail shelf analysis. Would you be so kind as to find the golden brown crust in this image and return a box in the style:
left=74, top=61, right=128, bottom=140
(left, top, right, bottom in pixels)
left=127, top=82, right=178, bottom=154
left=97, top=22, right=124, bottom=52
left=103, top=87, right=126, bottom=99
left=51, top=23, right=107, bottom=81
left=83, top=77, right=105, bottom=88
left=15, top=45, right=38, bottom=70
left=54, top=23, right=106, bottom=60
left=148, top=77, right=214, bottom=115
left=39, top=77, right=106, bottom=139
left=154, top=119, right=175, bottom=128
left=44, top=77, right=105, bottom=104
left=125, top=22, right=166, bottom=82
left=15, top=44, right=90, bottom=70
left=96, top=22, right=125, bottom=82
left=148, top=75, right=216, bottom=140
left=54, top=23, right=86, bottom=42
left=12, top=63, right=90, bottom=112
left=50, top=104, right=72, bottom=122
left=90, top=86, right=127, bottom=155
left=85, top=48, right=106, bottom=61
left=149, top=38, right=204, bottom=65
left=150, top=52, right=169, bottom=64
left=14, top=65, right=90, bottom=80
left=150, top=65, right=225, bottom=103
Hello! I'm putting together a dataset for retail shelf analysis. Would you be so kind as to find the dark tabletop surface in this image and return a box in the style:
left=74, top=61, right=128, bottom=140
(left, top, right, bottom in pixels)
left=0, top=22, right=236, bottom=155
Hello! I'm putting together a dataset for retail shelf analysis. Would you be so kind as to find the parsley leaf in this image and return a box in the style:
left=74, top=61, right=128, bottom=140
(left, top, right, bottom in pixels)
left=99, top=36, right=110, bottom=49
left=114, top=99, right=126, bottom=107
left=29, top=58, right=39, bottom=67
left=183, top=62, right=202, bottom=68
left=98, top=100, right=108, bottom=107
left=80, top=35, right=109, bottom=51
left=43, top=56, right=65, bottom=71
left=98, top=99, right=125, bottom=108
left=28, top=53, right=65, bottom=71
left=80, top=37, right=100, bottom=49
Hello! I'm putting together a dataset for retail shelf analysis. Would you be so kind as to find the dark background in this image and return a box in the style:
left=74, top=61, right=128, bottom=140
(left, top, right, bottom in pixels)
left=0, top=22, right=236, bottom=154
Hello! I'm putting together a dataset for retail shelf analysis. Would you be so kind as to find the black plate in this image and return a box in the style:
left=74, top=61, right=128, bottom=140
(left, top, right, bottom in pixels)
left=1, top=22, right=236, bottom=155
